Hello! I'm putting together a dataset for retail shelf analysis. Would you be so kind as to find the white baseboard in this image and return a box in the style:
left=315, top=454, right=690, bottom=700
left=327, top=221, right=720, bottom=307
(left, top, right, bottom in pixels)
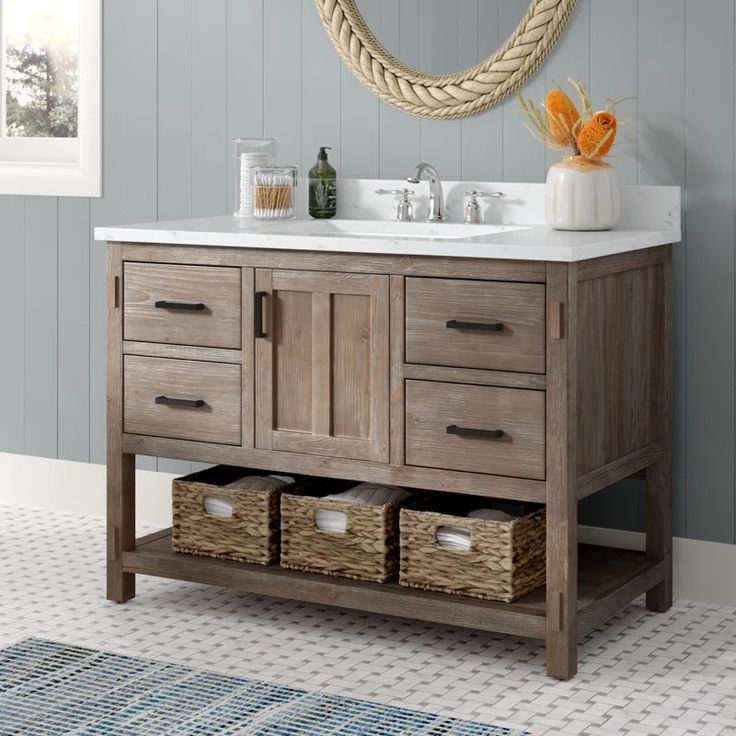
left=2, top=452, right=735, bottom=608
left=0, top=451, right=176, bottom=529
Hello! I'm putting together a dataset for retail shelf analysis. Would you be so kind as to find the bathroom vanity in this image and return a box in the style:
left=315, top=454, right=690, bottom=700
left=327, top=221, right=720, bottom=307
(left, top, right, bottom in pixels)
left=97, top=180, right=680, bottom=680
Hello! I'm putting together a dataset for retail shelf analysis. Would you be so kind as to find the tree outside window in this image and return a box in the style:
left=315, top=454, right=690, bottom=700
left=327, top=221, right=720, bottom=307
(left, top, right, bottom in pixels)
left=3, top=0, right=79, bottom=139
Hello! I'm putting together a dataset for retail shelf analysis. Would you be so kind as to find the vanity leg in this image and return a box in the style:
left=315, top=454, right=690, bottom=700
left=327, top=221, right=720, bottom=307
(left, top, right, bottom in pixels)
left=545, top=262, right=578, bottom=680
left=546, top=492, right=578, bottom=680
left=645, top=457, right=672, bottom=612
left=647, top=248, right=673, bottom=612
left=106, top=242, right=135, bottom=603
left=107, top=451, right=136, bottom=603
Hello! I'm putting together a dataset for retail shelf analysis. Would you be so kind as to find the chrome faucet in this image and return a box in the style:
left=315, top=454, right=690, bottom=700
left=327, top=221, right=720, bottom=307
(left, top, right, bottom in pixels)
left=407, top=162, right=445, bottom=222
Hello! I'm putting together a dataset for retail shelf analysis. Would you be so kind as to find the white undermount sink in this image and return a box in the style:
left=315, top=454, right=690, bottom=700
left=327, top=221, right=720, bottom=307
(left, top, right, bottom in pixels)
left=250, top=218, right=529, bottom=241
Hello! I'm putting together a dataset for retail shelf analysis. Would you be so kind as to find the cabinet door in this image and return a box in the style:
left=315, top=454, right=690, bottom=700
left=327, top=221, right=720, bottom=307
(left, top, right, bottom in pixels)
left=255, top=269, right=390, bottom=462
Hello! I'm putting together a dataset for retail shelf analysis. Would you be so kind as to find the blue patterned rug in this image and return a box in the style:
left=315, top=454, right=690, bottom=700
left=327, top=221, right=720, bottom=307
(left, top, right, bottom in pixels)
left=0, top=639, right=530, bottom=735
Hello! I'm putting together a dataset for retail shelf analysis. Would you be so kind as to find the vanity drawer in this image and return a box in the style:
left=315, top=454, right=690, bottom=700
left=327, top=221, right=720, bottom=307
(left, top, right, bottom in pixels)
left=124, top=263, right=242, bottom=348
left=405, top=277, right=545, bottom=373
left=123, top=355, right=241, bottom=445
left=405, top=380, right=545, bottom=479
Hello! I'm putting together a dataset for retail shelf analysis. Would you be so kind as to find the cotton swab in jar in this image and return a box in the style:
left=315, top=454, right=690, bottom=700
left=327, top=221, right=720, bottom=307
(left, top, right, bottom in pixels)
left=253, top=168, right=296, bottom=220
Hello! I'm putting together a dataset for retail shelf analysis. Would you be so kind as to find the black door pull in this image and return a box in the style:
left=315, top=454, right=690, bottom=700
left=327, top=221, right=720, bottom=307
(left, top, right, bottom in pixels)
left=255, top=291, right=268, bottom=338
left=446, top=424, right=504, bottom=439
left=446, top=319, right=503, bottom=332
left=155, top=396, right=206, bottom=409
left=155, top=300, right=206, bottom=311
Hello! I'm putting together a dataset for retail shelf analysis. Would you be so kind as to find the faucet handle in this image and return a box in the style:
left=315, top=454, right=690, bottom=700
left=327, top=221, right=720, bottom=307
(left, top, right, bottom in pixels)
left=465, top=189, right=505, bottom=199
left=375, top=188, right=415, bottom=222
left=464, top=190, right=505, bottom=224
left=375, top=188, right=415, bottom=196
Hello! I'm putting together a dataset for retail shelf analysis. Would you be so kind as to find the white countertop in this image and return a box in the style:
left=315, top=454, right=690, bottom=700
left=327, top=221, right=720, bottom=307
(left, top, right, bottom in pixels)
left=95, top=215, right=679, bottom=262
left=94, top=179, right=681, bottom=262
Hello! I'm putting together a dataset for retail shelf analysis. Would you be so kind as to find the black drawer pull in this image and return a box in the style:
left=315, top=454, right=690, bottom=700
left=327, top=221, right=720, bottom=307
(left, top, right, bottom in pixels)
left=446, top=319, right=503, bottom=332
left=255, top=291, right=268, bottom=338
left=446, top=424, right=504, bottom=440
left=155, top=300, right=206, bottom=311
left=155, top=395, right=206, bottom=409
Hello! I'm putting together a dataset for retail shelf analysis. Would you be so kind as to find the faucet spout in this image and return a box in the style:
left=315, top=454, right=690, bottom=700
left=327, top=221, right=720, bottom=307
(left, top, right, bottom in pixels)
left=407, top=162, right=445, bottom=221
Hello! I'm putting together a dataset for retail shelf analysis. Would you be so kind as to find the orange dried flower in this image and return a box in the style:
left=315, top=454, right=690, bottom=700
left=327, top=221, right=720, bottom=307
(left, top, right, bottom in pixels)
left=577, top=111, right=617, bottom=159
left=545, top=89, right=580, bottom=147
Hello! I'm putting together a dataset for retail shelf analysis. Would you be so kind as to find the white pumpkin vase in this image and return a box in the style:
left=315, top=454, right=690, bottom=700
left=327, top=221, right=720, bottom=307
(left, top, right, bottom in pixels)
left=546, top=155, right=620, bottom=231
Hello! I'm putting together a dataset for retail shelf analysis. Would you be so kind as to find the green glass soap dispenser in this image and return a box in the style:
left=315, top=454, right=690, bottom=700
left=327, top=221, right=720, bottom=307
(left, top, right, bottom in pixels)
left=308, top=146, right=337, bottom=219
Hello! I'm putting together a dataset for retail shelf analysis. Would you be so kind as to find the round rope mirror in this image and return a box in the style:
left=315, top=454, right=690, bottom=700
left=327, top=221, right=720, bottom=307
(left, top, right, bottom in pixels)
left=314, top=0, right=578, bottom=120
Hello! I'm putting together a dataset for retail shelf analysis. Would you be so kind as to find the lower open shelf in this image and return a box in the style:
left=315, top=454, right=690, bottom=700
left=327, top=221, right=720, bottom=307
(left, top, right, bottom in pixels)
left=123, top=530, right=665, bottom=641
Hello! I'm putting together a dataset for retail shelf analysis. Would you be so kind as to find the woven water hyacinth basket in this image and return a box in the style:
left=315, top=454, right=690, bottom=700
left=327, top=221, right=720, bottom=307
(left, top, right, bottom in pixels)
left=172, top=465, right=319, bottom=565
left=399, top=500, right=546, bottom=602
left=280, top=487, right=416, bottom=583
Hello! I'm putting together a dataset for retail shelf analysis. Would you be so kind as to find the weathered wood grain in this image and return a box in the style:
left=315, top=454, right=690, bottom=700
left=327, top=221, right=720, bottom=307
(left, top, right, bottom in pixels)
left=646, top=248, right=673, bottom=611
left=257, top=270, right=390, bottom=463
left=405, top=380, right=546, bottom=479
left=576, top=259, right=666, bottom=475
left=122, top=433, right=547, bottom=503
left=403, top=364, right=546, bottom=391
left=123, top=262, right=242, bottom=349
left=405, top=277, right=546, bottom=373
left=119, top=243, right=547, bottom=282
left=545, top=261, right=578, bottom=680
left=123, top=355, right=242, bottom=445
left=107, top=243, right=136, bottom=602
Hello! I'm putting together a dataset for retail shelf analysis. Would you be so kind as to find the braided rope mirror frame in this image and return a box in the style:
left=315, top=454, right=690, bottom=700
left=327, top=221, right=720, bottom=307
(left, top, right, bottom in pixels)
left=314, top=0, right=578, bottom=120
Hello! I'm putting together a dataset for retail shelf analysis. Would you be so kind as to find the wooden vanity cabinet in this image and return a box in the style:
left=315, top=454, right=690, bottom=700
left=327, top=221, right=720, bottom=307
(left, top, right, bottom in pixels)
left=107, top=242, right=673, bottom=681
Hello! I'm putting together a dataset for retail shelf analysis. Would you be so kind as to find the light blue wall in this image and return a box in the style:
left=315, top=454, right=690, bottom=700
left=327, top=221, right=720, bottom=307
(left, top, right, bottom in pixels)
left=0, top=0, right=732, bottom=544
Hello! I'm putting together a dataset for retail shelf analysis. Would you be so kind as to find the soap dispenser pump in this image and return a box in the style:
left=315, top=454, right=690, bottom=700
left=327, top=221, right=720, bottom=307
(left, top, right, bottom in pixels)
left=308, top=146, right=337, bottom=219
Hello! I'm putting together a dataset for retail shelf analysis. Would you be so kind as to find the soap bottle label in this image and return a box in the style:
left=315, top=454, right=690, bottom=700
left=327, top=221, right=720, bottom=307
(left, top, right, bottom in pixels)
left=309, top=178, right=337, bottom=218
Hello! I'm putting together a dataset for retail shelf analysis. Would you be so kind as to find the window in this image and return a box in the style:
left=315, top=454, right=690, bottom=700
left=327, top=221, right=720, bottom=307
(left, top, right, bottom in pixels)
left=0, top=0, right=100, bottom=197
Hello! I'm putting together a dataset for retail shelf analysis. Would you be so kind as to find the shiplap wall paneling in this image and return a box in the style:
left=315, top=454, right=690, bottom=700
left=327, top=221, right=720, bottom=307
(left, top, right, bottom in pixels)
left=0, top=197, right=25, bottom=454
left=341, top=3, right=379, bottom=178
left=301, top=0, right=342, bottom=177
left=192, top=1, right=228, bottom=218
left=589, top=1, right=638, bottom=184
left=637, top=0, right=686, bottom=538
left=24, top=197, right=58, bottom=460
left=378, top=0, right=420, bottom=179
left=58, top=198, right=91, bottom=462
left=418, top=0, right=461, bottom=181
left=226, top=0, right=264, bottom=214
left=542, top=0, right=590, bottom=174
left=684, top=0, right=735, bottom=544
left=500, top=0, right=546, bottom=183
left=460, top=0, right=502, bottom=182
left=263, top=2, right=302, bottom=169
left=158, top=0, right=192, bottom=224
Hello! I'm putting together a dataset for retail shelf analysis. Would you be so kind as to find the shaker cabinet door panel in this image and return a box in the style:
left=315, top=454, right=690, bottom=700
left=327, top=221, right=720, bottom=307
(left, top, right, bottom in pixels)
left=255, top=269, right=390, bottom=463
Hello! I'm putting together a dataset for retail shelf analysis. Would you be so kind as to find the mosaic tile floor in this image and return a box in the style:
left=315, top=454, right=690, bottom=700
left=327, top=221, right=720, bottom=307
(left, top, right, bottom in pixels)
left=1, top=505, right=735, bottom=736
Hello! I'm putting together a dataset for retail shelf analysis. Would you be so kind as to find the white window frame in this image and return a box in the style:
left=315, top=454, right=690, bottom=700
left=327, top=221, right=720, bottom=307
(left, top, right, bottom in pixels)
left=0, top=0, right=101, bottom=197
